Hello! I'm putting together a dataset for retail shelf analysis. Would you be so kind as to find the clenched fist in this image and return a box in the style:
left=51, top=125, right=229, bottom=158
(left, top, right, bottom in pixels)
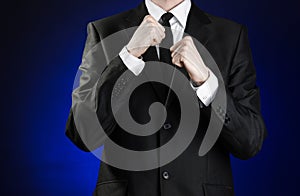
left=170, top=36, right=209, bottom=85
left=127, top=15, right=165, bottom=58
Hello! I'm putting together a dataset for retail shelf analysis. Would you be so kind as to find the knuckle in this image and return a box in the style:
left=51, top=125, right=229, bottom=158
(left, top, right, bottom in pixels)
left=185, top=36, right=192, bottom=41
left=148, top=23, right=154, bottom=27
left=180, top=56, right=185, bottom=62
left=143, top=16, right=149, bottom=22
left=172, top=58, right=176, bottom=64
left=145, top=17, right=153, bottom=23
left=183, top=37, right=192, bottom=44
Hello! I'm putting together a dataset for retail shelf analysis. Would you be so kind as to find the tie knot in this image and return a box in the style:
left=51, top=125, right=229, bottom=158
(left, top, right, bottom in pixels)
left=160, top=12, right=173, bottom=26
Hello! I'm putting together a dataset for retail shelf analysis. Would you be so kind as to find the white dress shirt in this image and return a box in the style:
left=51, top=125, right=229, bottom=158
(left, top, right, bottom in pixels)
left=119, top=0, right=218, bottom=106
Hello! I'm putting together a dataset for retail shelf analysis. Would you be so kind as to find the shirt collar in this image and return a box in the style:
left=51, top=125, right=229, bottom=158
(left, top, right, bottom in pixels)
left=145, top=0, right=191, bottom=29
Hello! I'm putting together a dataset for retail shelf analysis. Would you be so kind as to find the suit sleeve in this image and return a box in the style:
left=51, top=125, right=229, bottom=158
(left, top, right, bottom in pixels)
left=216, top=25, right=267, bottom=160
left=65, top=22, right=133, bottom=151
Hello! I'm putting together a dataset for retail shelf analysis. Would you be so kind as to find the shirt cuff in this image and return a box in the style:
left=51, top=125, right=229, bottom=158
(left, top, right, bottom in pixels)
left=119, top=46, right=145, bottom=76
left=190, top=69, right=219, bottom=106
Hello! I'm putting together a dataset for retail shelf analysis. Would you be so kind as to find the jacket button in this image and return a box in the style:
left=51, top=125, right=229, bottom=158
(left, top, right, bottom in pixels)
left=162, top=171, right=170, bottom=180
left=163, top=123, right=172, bottom=130
left=225, top=116, right=230, bottom=124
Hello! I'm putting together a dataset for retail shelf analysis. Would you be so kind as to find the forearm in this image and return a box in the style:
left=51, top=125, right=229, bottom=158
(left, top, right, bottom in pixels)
left=200, top=25, right=267, bottom=160
left=67, top=55, right=129, bottom=151
left=217, top=87, right=267, bottom=160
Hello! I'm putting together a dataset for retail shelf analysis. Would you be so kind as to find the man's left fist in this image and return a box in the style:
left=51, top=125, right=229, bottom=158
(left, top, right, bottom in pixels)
left=170, top=36, right=209, bottom=85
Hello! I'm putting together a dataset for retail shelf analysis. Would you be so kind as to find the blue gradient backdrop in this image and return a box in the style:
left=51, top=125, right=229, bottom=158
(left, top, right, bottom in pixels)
left=3, top=0, right=300, bottom=195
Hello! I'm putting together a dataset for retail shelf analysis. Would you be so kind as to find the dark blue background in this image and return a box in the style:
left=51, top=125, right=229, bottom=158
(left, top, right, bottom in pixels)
left=3, top=0, right=300, bottom=195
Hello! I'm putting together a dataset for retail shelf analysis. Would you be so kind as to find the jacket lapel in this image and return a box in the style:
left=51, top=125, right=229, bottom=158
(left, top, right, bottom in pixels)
left=184, top=2, right=211, bottom=47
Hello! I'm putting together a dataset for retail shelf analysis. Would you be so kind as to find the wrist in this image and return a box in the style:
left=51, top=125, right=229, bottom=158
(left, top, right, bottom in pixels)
left=192, top=69, right=210, bottom=87
left=126, top=46, right=142, bottom=58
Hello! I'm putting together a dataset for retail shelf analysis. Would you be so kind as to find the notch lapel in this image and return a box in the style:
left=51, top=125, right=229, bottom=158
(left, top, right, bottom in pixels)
left=184, top=2, right=211, bottom=47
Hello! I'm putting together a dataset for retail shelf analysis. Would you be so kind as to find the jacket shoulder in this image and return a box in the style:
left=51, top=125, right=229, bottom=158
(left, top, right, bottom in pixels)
left=88, top=9, right=134, bottom=39
left=205, top=12, right=244, bottom=36
left=207, top=13, right=243, bottom=28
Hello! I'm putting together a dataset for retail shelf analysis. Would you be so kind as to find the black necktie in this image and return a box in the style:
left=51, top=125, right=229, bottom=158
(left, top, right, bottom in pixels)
left=158, top=12, right=175, bottom=107
left=158, top=13, right=189, bottom=107
left=159, top=12, right=174, bottom=65
left=160, top=12, right=189, bottom=79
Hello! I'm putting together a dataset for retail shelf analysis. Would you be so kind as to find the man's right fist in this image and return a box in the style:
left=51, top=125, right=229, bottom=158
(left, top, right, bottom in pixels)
left=127, top=15, right=165, bottom=58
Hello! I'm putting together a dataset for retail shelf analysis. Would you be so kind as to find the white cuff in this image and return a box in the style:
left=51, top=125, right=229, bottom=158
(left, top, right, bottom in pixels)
left=190, top=69, right=219, bottom=106
left=119, top=46, right=145, bottom=76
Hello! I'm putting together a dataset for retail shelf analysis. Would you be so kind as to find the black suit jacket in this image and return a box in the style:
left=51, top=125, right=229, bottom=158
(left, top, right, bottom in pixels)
left=66, top=1, right=267, bottom=196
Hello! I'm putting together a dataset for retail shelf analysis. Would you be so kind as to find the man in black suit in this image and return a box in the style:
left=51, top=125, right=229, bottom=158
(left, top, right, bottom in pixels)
left=66, top=0, right=267, bottom=195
